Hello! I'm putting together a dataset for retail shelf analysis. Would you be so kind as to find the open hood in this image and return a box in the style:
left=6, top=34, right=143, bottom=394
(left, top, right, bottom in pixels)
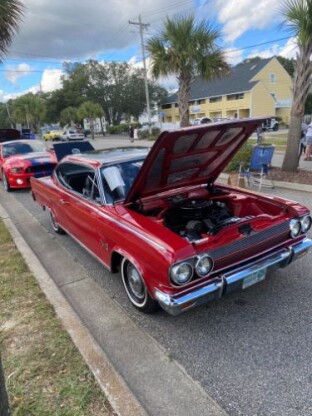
left=53, top=141, right=95, bottom=162
left=125, top=118, right=266, bottom=204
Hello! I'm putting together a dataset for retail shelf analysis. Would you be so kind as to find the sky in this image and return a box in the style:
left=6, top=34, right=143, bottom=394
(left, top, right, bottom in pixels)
left=0, top=0, right=299, bottom=102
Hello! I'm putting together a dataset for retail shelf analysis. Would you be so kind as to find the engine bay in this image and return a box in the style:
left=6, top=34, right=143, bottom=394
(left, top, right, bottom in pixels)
left=134, top=186, right=287, bottom=243
left=162, top=197, right=253, bottom=241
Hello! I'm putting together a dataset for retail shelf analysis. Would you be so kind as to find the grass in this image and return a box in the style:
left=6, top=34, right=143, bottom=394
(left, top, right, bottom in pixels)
left=249, top=132, right=288, bottom=151
left=0, top=220, right=114, bottom=416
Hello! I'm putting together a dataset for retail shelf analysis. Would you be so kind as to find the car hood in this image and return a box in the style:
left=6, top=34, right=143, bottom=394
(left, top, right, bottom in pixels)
left=5, top=151, right=56, bottom=165
left=125, top=118, right=266, bottom=204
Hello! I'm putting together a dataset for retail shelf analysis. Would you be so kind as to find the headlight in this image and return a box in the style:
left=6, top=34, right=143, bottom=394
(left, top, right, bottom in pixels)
left=170, top=262, right=193, bottom=285
left=289, top=219, right=301, bottom=238
left=300, top=215, right=312, bottom=233
left=195, top=255, right=213, bottom=277
left=9, top=167, right=23, bottom=173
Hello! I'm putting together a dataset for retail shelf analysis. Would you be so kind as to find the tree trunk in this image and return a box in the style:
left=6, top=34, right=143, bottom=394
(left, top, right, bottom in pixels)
left=90, top=119, right=95, bottom=140
left=282, top=44, right=312, bottom=172
left=178, top=75, right=191, bottom=127
left=281, top=115, right=302, bottom=171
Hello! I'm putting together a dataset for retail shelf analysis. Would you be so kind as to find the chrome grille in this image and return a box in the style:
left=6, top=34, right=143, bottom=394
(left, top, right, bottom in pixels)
left=210, top=221, right=290, bottom=267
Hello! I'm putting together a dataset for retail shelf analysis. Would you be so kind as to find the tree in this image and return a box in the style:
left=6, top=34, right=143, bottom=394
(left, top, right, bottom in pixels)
left=0, top=0, right=24, bottom=61
left=60, top=106, right=79, bottom=127
left=281, top=0, right=312, bottom=172
left=276, top=56, right=296, bottom=77
left=146, top=15, right=229, bottom=127
left=11, top=93, right=46, bottom=132
left=305, top=93, right=312, bottom=115
left=77, top=101, right=104, bottom=139
left=0, top=103, right=11, bottom=128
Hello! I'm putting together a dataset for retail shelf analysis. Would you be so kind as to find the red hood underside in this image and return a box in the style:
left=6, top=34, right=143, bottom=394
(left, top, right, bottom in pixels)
left=125, top=117, right=266, bottom=204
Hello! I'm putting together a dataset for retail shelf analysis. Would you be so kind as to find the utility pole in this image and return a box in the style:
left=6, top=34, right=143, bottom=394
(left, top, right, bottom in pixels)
left=129, top=15, right=152, bottom=134
left=5, top=102, right=13, bottom=128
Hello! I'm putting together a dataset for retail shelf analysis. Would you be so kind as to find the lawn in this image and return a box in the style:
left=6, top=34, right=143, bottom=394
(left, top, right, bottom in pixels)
left=0, top=219, right=114, bottom=416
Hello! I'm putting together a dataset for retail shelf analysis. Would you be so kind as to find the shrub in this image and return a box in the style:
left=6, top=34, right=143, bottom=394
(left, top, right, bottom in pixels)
left=107, top=124, right=129, bottom=135
left=224, top=142, right=253, bottom=172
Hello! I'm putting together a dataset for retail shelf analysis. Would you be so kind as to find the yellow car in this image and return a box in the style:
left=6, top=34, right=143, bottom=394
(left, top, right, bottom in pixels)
left=43, top=130, right=63, bottom=141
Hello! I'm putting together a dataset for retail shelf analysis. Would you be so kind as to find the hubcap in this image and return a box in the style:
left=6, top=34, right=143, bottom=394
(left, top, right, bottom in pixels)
left=127, top=264, right=145, bottom=300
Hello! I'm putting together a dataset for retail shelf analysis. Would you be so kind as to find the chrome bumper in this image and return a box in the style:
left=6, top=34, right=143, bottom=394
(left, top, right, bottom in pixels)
left=154, top=238, right=312, bottom=316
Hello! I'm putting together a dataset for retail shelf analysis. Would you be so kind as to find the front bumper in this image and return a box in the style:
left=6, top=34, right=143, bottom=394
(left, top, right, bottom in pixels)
left=154, top=238, right=312, bottom=316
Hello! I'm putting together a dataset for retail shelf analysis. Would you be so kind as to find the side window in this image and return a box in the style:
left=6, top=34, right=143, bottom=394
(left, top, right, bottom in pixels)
left=55, top=163, right=97, bottom=197
left=82, top=174, right=101, bottom=203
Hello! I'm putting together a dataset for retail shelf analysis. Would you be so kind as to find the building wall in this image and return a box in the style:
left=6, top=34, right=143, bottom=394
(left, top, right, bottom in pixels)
left=161, top=57, right=292, bottom=124
left=251, top=82, right=276, bottom=118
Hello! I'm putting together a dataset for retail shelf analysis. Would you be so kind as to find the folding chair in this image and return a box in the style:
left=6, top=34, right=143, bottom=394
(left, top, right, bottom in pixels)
left=237, top=145, right=275, bottom=191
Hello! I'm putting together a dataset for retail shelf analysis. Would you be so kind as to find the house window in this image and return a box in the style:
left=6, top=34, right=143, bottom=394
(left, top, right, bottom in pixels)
left=161, top=103, right=172, bottom=109
left=189, top=100, right=195, bottom=105
left=226, top=93, right=244, bottom=101
left=197, top=99, right=206, bottom=104
left=174, top=103, right=179, bottom=107
left=209, top=96, right=222, bottom=103
left=269, top=73, right=276, bottom=83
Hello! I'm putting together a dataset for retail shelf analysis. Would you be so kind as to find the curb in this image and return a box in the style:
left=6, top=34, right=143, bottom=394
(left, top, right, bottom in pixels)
left=0, top=203, right=147, bottom=416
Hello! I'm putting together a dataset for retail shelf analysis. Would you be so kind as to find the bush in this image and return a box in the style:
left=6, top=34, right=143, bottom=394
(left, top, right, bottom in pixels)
left=107, top=124, right=129, bottom=135
left=224, top=142, right=253, bottom=172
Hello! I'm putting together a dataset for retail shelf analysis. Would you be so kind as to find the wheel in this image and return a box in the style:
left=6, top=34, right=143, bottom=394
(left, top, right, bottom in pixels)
left=49, top=210, right=65, bottom=234
left=2, top=172, right=11, bottom=192
left=273, top=124, right=279, bottom=131
left=121, top=258, right=158, bottom=313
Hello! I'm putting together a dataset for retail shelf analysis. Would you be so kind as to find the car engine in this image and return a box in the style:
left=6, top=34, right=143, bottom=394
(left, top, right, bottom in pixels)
left=162, top=197, right=251, bottom=242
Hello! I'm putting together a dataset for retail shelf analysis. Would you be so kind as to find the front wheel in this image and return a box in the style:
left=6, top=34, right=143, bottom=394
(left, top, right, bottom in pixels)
left=49, top=210, right=65, bottom=234
left=2, top=172, right=11, bottom=192
left=121, top=258, right=158, bottom=313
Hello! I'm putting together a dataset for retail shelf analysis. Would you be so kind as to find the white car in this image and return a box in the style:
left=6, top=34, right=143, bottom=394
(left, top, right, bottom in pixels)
left=61, top=129, right=85, bottom=141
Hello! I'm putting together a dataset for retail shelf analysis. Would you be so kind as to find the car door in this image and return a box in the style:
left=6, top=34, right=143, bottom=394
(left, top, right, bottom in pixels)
left=55, top=164, right=106, bottom=261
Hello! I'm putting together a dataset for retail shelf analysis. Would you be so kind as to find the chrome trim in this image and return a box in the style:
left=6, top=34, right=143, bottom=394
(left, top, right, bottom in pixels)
left=154, top=238, right=312, bottom=316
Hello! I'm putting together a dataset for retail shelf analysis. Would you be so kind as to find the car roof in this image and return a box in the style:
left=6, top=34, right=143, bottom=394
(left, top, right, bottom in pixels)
left=61, top=147, right=150, bottom=168
left=1, top=139, right=41, bottom=145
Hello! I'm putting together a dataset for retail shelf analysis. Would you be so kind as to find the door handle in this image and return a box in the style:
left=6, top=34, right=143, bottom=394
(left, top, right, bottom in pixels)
left=60, top=198, right=70, bottom=205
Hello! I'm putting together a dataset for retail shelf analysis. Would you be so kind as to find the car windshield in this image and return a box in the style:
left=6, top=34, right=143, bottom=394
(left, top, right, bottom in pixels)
left=100, top=159, right=144, bottom=203
left=3, top=141, right=46, bottom=157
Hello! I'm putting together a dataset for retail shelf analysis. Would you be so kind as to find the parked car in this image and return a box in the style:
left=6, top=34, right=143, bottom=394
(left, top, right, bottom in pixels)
left=61, top=129, right=85, bottom=141
left=192, top=117, right=213, bottom=125
left=30, top=119, right=312, bottom=315
left=262, top=117, right=279, bottom=131
left=0, top=139, right=57, bottom=191
left=43, top=129, right=63, bottom=141
left=21, top=128, right=35, bottom=140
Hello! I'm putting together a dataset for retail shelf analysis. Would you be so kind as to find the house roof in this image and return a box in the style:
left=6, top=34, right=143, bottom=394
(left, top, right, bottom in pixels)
left=164, top=57, right=273, bottom=104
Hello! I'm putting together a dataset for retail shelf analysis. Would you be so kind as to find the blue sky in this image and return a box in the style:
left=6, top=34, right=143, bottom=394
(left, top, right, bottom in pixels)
left=0, top=0, right=297, bottom=102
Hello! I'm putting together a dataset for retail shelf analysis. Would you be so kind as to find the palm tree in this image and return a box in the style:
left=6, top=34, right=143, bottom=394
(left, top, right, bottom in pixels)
left=146, top=15, right=229, bottom=127
left=0, top=0, right=24, bottom=61
left=281, top=0, right=312, bottom=172
left=77, top=101, right=104, bottom=140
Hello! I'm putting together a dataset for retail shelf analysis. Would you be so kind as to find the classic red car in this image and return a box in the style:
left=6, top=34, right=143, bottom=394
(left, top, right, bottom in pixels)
left=0, top=139, right=57, bottom=191
left=30, top=119, right=312, bottom=315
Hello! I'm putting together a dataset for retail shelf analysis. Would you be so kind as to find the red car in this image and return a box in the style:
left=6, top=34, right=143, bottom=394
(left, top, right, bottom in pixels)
left=30, top=119, right=312, bottom=315
left=0, top=139, right=57, bottom=191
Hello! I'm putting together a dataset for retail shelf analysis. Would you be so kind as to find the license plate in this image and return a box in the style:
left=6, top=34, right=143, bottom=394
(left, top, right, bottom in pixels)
left=242, top=268, right=266, bottom=289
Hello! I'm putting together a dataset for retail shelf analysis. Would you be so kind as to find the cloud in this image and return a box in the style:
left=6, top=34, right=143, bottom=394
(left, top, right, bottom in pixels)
left=5, top=63, right=32, bottom=83
left=214, top=0, right=282, bottom=42
left=10, top=0, right=190, bottom=60
left=246, top=37, right=298, bottom=60
left=41, top=69, right=63, bottom=92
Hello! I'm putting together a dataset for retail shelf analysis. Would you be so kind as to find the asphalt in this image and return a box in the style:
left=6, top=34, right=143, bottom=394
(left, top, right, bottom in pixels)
left=0, top=190, right=228, bottom=416
left=1, top=134, right=312, bottom=416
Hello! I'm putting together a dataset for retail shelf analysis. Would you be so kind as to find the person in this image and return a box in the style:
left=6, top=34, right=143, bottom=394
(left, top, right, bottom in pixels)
left=256, top=125, right=263, bottom=144
left=129, top=125, right=134, bottom=142
left=299, top=122, right=308, bottom=159
left=304, top=122, right=312, bottom=161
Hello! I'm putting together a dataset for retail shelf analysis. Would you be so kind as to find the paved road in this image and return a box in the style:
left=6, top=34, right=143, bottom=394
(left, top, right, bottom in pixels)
left=1, top=136, right=312, bottom=416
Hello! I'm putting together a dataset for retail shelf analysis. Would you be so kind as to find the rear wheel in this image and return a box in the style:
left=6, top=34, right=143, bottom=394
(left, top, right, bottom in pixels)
left=49, top=210, right=65, bottom=234
left=121, top=258, right=158, bottom=313
left=2, top=172, right=11, bottom=192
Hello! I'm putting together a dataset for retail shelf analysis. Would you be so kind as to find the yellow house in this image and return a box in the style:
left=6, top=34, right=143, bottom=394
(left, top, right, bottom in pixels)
left=160, top=57, right=292, bottom=125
